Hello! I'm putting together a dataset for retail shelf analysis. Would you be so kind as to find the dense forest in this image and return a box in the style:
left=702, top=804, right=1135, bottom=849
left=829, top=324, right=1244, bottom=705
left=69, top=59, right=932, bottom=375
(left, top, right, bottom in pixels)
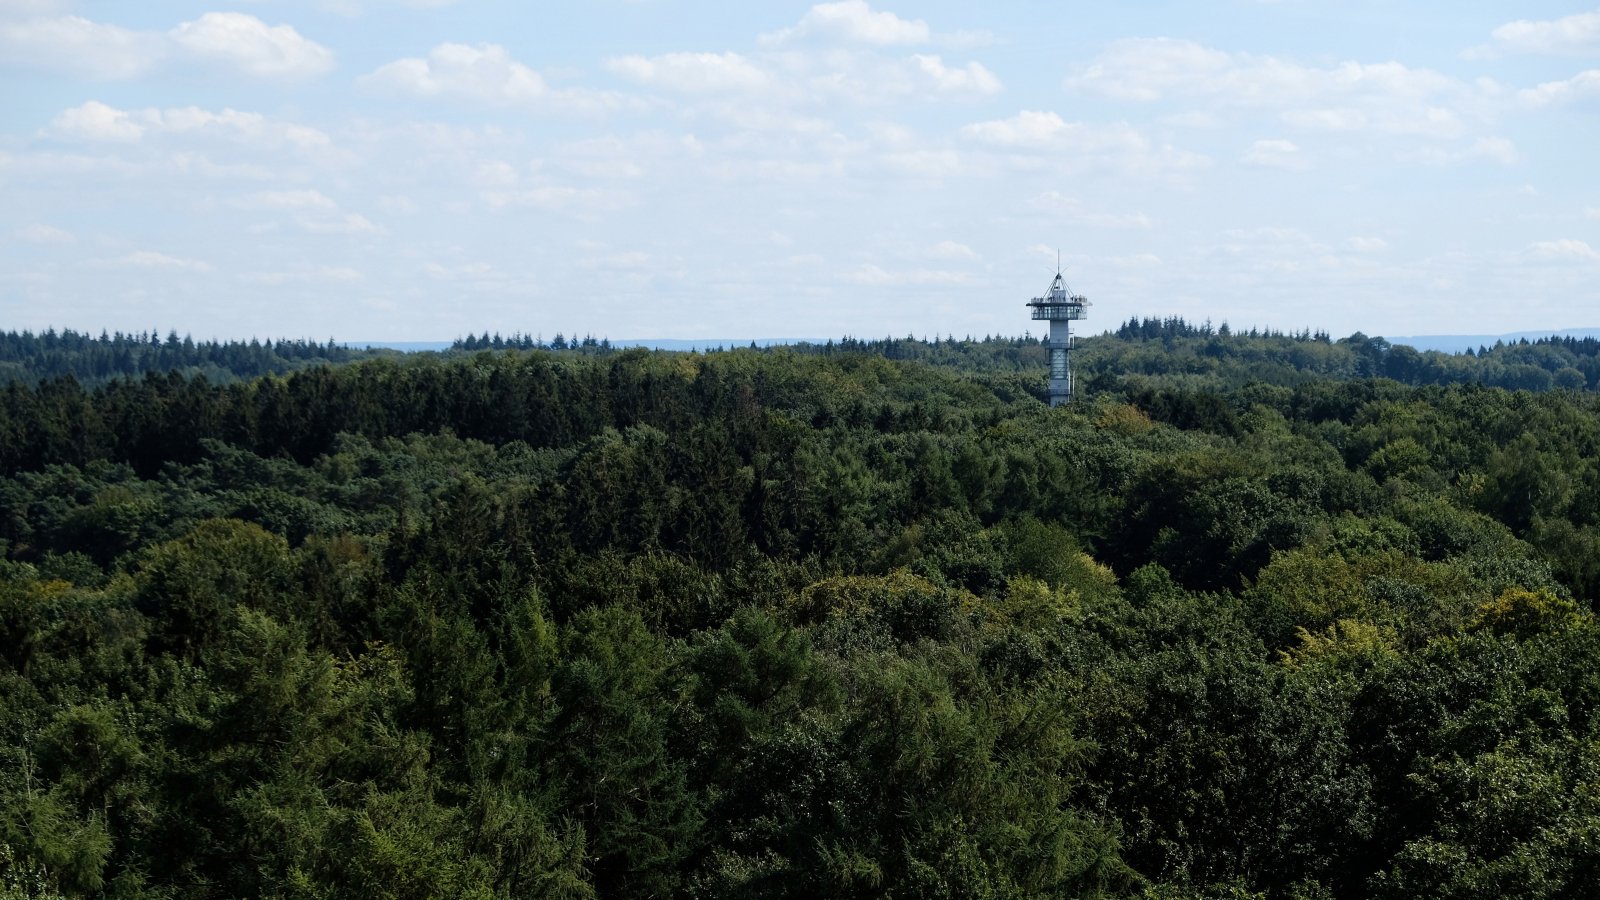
left=4, top=326, right=1600, bottom=897
left=0, top=331, right=389, bottom=387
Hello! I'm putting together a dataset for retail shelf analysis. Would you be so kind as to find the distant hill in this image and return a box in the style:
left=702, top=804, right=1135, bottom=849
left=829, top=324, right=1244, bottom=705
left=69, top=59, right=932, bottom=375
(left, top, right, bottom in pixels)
left=1387, top=327, right=1600, bottom=353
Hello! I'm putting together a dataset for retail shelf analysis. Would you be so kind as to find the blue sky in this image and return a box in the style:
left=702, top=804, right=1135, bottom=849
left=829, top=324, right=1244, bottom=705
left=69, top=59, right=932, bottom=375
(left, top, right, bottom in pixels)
left=3, top=1, right=1598, bottom=341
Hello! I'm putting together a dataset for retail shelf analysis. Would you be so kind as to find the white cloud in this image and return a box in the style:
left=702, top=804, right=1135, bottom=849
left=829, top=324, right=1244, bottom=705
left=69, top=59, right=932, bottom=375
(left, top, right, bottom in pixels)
left=49, top=100, right=144, bottom=141
left=1242, top=138, right=1308, bottom=170
left=0, top=12, right=332, bottom=80
left=1487, top=9, right=1600, bottom=57
left=161, top=106, right=325, bottom=147
left=363, top=42, right=628, bottom=112
left=926, top=240, right=977, bottom=260
left=1068, top=38, right=1456, bottom=105
left=49, top=102, right=333, bottom=153
left=844, top=263, right=973, bottom=285
left=911, top=54, right=1001, bottom=95
left=603, top=39, right=997, bottom=115
left=1586, top=207, right=1600, bottom=220
left=299, top=213, right=383, bottom=234
left=697, top=102, right=835, bottom=134
left=242, top=266, right=365, bottom=284
left=552, top=136, right=658, bottom=179
left=961, top=110, right=1074, bottom=146
left=0, top=15, right=163, bottom=79
left=232, top=189, right=339, bottom=210
left=1346, top=236, right=1389, bottom=252
left=961, top=110, right=1145, bottom=153
left=1518, top=70, right=1600, bottom=107
left=111, top=250, right=212, bottom=271
left=482, top=184, right=635, bottom=215
left=1065, top=38, right=1485, bottom=139
left=169, top=12, right=334, bottom=79
left=10, top=223, right=75, bottom=244
left=706, top=155, right=850, bottom=182
left=167, top=152, right=277, bottom=180
left=1284, top=105, right=1464, bottom=138
left=1402, top=136, right=1520, bottom=166
left=1028, top=192, right=1153, bottom=228
left=1277, top=107, right=1366, bottom=131
left=471, top=160, right=521, bottom=188
left=1209, top=226, right=1333, bottom=261
left=366, top=42, right=545, bottom=101
left=607, top=51, right=768, bottom=93
left=1525, top=239, right=1600, bottom=262
left=423, top=261, right=493, bottom=279
left=1067, top=38, right=1233, bottom=102
left=0, top=149, right=141, bottom=178
left=226, top=189, right=381, bottom=234
left=320, top=0, right=463, bottom=13
left=798, top=52, right=1005, bottom=104
left=961, top=112, right=1209, bottom=179
left=762, top=1, right=931, bottom=46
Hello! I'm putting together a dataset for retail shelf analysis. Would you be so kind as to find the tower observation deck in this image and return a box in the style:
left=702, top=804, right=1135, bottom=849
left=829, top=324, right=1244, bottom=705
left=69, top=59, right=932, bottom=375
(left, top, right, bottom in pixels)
left=1026, top=262, right=1090, bottom=407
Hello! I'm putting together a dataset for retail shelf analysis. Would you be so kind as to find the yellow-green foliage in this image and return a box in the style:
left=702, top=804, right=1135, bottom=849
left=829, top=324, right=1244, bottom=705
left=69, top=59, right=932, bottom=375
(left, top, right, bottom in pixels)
left=1250, top=544, right=1476, bottom=638
left=1279, top=619, right=1400, bottom=670
left=1251, top=549, right=1369, bottom=626
left=788, top=570, right=976, bottom=625
left=997, top=576, right=1080, bottom=629
left=1095, top=402, right=1156, bottom=436
left=1469, top=587, right=1591, bottom=639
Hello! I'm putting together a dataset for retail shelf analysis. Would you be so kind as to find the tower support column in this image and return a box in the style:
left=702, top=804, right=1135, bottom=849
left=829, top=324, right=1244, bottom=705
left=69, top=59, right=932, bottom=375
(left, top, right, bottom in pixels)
left=1047, top=320, right=1072, bottom=407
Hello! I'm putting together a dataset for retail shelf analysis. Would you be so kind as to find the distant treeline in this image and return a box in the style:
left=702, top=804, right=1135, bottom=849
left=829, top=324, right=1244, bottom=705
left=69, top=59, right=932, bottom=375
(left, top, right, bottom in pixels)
left=1114, top=316, right=1334, bottom=342
left=0, top=329, right=389, bottom=386
left=1098, top=316, right=1600, bottom=392
left=768, top=321, right=1600, bottom=392
left=7, top=318, right=1600, bottom=394
left=454, top=332, right=612, bottom=352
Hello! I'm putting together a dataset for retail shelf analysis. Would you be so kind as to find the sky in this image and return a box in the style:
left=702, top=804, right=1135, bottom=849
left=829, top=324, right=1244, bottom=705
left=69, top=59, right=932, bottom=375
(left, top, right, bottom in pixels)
left=2, top=1, right=1599, bottom=342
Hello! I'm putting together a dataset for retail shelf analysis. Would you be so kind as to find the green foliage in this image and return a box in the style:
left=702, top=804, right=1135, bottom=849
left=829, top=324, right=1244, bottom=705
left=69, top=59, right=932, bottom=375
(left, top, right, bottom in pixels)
left=0, top=843, right=68, bottom=900
left=0, top=329, right=388, bottom=387
left=4, top=336, right=1600, bottom=896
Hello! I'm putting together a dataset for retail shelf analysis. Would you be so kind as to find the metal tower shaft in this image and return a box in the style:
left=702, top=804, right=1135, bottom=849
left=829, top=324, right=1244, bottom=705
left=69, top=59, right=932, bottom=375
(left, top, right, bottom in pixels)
left=1046, top=319, right=1073, bottom=406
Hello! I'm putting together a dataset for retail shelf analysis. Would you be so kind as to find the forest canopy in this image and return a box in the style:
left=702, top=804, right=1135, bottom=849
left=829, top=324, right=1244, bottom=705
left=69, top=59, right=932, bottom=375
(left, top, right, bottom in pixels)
left=3, top=326, right=1600, bottom=897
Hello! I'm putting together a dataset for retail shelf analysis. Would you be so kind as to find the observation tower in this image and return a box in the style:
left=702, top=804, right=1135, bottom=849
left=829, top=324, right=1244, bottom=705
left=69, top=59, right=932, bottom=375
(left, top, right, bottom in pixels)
left=1027, top=257, right=1091, bottom=407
